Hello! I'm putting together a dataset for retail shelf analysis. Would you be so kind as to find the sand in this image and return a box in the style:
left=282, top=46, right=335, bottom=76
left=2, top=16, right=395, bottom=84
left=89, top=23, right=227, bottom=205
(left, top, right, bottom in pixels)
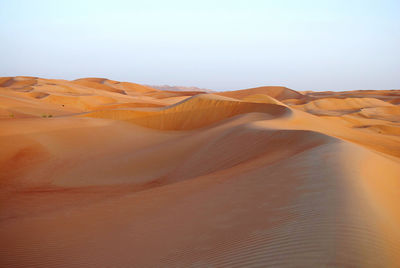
left=1, top=76, right=400, bottom=267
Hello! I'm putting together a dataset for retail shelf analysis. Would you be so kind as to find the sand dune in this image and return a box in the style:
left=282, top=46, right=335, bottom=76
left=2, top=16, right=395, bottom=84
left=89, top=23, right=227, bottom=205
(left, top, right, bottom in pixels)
left=294, top=97, right=393, bottom=116
left=148, top=84, right=212, bottom=92
left=85, top=94, right=290, bottom=130
left=0, top=77, right=400, bottom=267
left=216, top=86, right=305, bottom=101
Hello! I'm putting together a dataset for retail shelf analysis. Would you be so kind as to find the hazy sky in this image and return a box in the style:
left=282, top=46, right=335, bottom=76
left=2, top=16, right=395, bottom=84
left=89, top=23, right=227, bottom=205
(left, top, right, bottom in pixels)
left=1, top=0, right=399, bottom=91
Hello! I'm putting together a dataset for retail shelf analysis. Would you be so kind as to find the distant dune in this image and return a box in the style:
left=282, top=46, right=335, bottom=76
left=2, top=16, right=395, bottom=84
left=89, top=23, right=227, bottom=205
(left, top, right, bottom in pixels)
left=148, top=84, right=213, bottom=92
left=1, top=76, right=400, bottom=267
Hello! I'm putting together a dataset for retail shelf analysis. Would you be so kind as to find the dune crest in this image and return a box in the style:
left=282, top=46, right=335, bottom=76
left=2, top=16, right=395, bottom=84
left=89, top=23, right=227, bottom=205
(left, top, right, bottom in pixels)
left=84, top=94, right=291, bottom=130
left=216, top=86, right=305, bottom=101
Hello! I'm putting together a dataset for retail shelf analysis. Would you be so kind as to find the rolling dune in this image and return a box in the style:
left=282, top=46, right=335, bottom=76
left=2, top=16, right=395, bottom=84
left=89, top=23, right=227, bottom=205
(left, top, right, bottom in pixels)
left=0, top=77, right=400, bottom=267
left=85, top=94, right=290, bottom=130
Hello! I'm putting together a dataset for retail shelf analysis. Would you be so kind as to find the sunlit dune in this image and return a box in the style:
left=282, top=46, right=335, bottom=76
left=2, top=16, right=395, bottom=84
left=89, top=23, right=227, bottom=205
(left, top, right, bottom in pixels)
left=293, top=97, right=393, bottom=116
left=216, top=85, right=305, bottom=101
left=85, top=94, right=290, bottom=130
left=1, top=77, right=400, bottom=267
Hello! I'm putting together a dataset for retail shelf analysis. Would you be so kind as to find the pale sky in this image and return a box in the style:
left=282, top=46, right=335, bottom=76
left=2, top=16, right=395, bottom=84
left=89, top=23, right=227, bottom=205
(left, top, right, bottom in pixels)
left=1, top=0, right=399, bottom=91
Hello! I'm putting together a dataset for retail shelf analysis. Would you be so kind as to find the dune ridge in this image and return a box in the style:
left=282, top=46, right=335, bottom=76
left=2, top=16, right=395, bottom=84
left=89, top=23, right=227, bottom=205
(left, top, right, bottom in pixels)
left=0, top=76, right=400, bottom=267
left=84, top=94, right=291, bottom=130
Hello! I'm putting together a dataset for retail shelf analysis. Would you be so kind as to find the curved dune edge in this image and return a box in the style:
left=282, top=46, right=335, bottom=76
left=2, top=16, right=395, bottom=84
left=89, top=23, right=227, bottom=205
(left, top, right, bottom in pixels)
left=83, top=94, right=291, bottom=130
left=1, top=129, right=399, bottom=267
left=216, top=86, right=305, bottom=101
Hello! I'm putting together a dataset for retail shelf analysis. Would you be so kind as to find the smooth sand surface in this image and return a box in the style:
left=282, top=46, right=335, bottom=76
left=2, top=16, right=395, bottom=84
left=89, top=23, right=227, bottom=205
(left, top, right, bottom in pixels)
left=1, top=76, right=400, bottom=267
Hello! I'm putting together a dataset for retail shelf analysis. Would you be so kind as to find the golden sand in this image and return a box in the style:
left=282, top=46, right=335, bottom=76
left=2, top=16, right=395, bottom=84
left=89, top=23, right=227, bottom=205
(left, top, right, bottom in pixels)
left=1, top=76, right=399, bottom=267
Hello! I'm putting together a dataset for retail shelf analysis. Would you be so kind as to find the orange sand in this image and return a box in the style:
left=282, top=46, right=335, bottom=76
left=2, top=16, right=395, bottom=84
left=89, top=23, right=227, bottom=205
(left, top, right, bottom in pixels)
left=1, top=76, right=400, bottom=267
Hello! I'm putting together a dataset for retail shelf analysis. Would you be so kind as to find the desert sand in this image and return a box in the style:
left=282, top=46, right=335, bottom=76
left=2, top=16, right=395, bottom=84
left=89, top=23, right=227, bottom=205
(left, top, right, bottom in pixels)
left=1, top=76, right=400, bottom=267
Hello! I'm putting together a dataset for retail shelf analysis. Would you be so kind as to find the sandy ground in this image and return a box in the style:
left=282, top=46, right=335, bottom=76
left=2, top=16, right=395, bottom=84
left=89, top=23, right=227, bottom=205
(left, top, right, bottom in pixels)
left=1, top=76, right=400, bottom=267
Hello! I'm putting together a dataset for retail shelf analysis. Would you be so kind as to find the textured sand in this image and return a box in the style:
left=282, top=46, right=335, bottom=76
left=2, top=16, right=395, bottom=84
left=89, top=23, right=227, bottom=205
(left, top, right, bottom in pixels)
left=1, top=76, right=400, bottom=267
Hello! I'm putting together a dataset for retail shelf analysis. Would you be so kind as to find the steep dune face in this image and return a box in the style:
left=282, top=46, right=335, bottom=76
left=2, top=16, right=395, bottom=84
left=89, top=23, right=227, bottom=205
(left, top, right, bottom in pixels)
left=1, top=76, right=400, bottom=267
left=85, top=94, right=291, bottom=130
left=216, top=86, right=305, bottom=101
